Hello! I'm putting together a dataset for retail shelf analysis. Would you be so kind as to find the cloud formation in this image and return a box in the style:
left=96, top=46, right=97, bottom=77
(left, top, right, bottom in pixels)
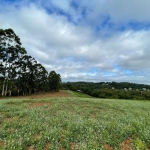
left=1, top=0, right=150, bottom=84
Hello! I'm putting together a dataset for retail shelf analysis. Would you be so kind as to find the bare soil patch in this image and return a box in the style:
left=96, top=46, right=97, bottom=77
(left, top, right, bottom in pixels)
left=104, top=144, right=112, bottom=150
left=28, top=146, right=36, bottom=150
left=16, top=90, right=72, bottom=99
left=31, top=102, right=51, bottom=107
left=120, top=138, right=132, bottom=150
left=104, top=138, right=132, bottom=150
left=44, top=142, right=50, bottom=150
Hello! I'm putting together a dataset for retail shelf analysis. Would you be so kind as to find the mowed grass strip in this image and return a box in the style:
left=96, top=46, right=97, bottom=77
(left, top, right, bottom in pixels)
left=69, top=90, right=93, bottom=98
left=0, top=97, right=150, bottom=149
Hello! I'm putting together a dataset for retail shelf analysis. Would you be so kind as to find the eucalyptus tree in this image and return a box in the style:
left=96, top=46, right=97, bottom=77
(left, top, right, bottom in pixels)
left=0, top=29, right=26, bottom=96
left=17, top=55, right=37, bottom=95
left=17, top=55, right=48, bottom=95
left=48, top=70, right=61, bottom=92
left=0, top=28, right=61, bottom=97
left=34, top=63, right=49, bottom=93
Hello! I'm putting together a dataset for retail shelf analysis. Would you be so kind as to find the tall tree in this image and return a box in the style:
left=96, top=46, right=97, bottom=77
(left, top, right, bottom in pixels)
left=34, top=64, right=49, bottom=93
left=0, top=29, right=26, bottom=96
left=48, top=70, right=61, bottom=92
left=0, top=28, right=61, bottom=97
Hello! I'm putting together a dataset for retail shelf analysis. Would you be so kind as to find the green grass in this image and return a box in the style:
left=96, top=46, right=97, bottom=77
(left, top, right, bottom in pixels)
left=0, top=97, right=150, bottom=149
left=68, top=90, right=92, bottom=98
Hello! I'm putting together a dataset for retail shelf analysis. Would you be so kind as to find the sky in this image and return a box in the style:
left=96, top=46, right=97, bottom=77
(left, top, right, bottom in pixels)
left=1, top=0, right=150, bottom=84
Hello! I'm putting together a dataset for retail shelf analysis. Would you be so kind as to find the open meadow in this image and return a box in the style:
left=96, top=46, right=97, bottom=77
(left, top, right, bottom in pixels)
left=0, top=91, right=150, bottom=150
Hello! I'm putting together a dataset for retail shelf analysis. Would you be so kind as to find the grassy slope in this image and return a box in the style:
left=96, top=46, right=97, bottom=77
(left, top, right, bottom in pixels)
left=67, top=90, right=93, bottom=98
left=0, top=96, right=150, bottom=149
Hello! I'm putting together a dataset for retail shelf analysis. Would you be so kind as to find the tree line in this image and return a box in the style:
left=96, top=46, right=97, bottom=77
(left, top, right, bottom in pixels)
left=63, top=82, right=150, bottom=100
left=0, top=29, right=61, bottom=97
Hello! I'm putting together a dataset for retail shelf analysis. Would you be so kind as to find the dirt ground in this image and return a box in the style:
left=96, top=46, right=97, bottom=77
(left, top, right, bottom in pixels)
left=15, top=90, right=72, bottom=99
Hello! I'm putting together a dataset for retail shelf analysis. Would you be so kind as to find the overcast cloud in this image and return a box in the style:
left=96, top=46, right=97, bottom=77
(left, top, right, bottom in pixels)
left=1, top=0, right=150, bottom=84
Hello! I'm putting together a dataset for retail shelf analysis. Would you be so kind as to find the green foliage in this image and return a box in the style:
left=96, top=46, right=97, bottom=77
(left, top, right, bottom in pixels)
left=0, top=28, right=61, bottom=97
left=48, top=71, right=61, bottom=92
left=132, top=138, right=147, bottom=150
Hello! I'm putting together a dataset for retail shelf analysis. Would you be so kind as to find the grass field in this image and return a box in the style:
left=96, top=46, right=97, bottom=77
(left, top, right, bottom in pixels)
left=0, top=91, right=150, bottom=150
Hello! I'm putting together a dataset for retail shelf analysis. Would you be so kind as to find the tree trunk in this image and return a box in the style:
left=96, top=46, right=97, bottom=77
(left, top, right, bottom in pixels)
left=2, top=79, right=5, bottom=97
left=9, top=90, right=12, bottom=96
left=9, top=85, right=12, bottom=96
left=18, top=89, right=20, bottom=96
left=4, top=82, right=8, bottom=96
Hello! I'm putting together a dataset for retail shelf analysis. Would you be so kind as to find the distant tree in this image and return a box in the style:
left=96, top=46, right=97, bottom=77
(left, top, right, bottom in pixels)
left=48, top=70, right=61, bottom=92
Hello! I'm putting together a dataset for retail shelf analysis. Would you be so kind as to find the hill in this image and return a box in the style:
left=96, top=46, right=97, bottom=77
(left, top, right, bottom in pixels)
left=63, top=82, right=150, bottom=100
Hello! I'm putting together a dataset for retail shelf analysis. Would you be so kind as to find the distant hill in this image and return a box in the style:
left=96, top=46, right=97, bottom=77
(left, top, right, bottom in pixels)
left=63, top=82, right=150, bottom=100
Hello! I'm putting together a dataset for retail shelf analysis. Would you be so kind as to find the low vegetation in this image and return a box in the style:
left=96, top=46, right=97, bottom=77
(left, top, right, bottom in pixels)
left=0, top=92, right=150, bottom=149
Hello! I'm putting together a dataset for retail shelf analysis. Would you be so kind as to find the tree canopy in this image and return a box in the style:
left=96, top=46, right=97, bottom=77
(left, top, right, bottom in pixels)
left=0, top=28, right=61, bottom=97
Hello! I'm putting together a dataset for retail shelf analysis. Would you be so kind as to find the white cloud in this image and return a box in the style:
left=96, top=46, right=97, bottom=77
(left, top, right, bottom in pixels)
left=78, top=0, right=150, bottom=24
left=50, top=0, right=71, bottom=12
left=1, top=1, right=150, bottom=84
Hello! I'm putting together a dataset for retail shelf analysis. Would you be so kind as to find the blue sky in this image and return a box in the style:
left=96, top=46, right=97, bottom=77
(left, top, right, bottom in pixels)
left=1, top=0, right=150, bottom=84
